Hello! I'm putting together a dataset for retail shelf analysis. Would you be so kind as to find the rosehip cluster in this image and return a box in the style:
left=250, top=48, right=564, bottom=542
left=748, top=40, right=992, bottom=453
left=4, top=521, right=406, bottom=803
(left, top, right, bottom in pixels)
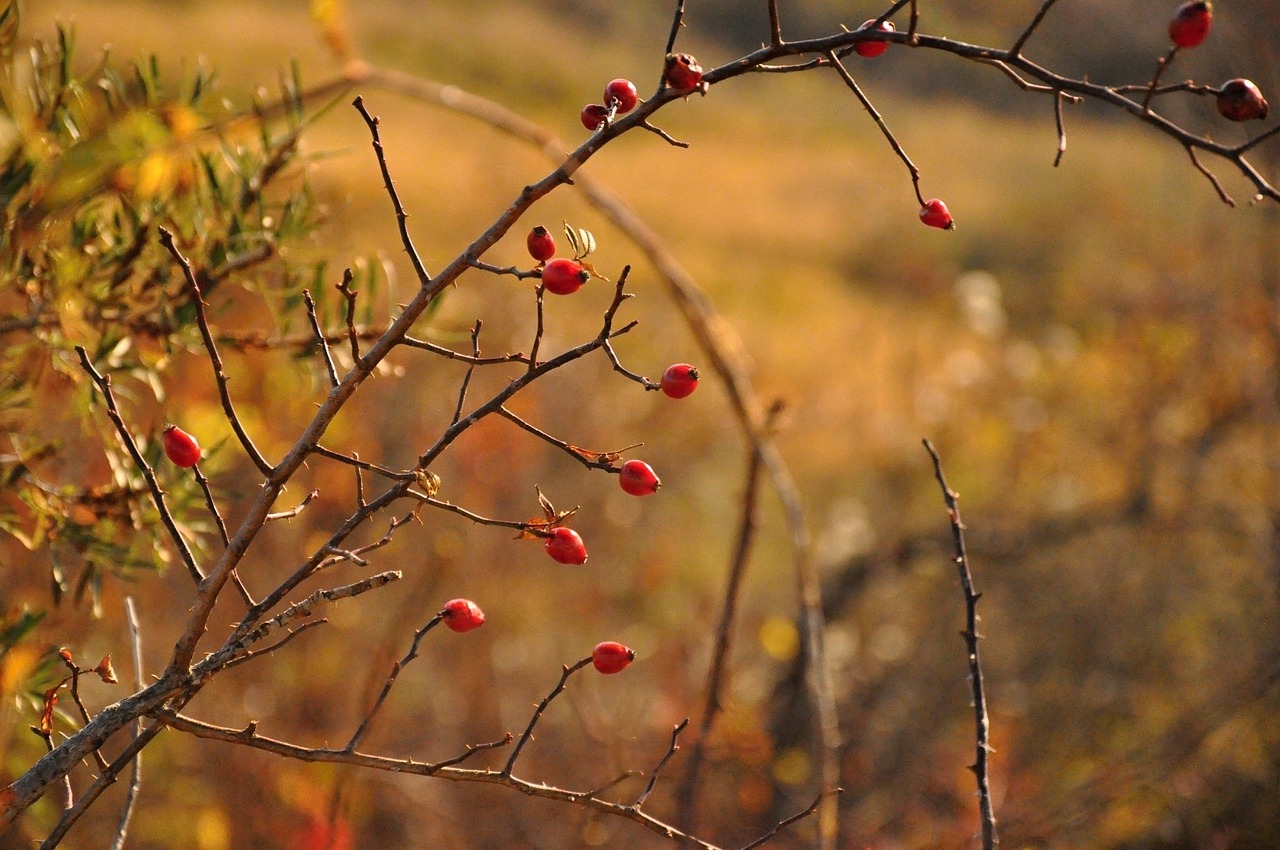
left=581, top=78, right=640, bottom=131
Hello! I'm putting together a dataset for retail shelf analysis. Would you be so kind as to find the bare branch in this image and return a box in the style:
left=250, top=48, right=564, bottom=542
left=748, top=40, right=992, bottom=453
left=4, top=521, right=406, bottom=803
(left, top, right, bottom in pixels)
left=923, top=439, right=999, bottom=850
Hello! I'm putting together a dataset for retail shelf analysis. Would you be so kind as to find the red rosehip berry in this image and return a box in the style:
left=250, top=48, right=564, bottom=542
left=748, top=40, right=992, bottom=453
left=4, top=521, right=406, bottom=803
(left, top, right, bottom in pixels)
left=581, top=103, right=610, bottom=131
left=664, top=53, right=704, bottom=92
left=441, top=598, right=486, bottom=632
left=919, top=198, right=955, bottom=230
left=1217, top=79, right=1269, bottom=122
left=592, top=641, right=635, bottom=674
left=854, top=19, right=896, bottom=58
left=604, top=78, right=639, bottom=114
left=545, top=527, right=588, bottom=565
left=660, top=363, right=699, bottom=399
left=526, top=225, right=556, bottom=263
left=162, top=424, right=201, bottom=468
left=541, top=257, right=590, bottom=295
left=619, top=459, right=661, bottom=496
left=1168, top=0, right=1212, bottom=48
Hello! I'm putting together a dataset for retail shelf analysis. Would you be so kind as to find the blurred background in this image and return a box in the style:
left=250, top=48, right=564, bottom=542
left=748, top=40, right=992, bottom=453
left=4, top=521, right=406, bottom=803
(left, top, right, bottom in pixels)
left=2, top=0, right=1280, bottom=848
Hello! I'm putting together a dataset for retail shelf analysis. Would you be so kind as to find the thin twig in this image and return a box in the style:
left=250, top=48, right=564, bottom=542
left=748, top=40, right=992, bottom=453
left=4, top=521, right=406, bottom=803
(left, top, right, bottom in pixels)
left=159, top=711, right=726, bottom=850
left=157, top=227, right=274, bottom=476
left=767, top=0, right=783, bottom=46
left=352, top=97, right=433, bottom=287
left=739, top=789, right=841, bottom=850
left=452, top=320, right=482, bottom=426
left=108, top=598, right=145, bottom=850
left=266, top=489, right=320, bottom=521
left=664, top=0, right=687, bottom=57
left=1187, top=144, right=1236, bottom=207
left=192, top=464, right=253, bottom=606
left=401, top=334, right=529, bottom=365
left=74, top=347, right=203, bottom=586
left=1009, top=0, right=1061, bottom=57
left=221, top=620, right=329, bottom=673
left=411, top=493, right=542, bottom=533
left=639, top=120, right=690, bottom=148
left=336, top=268, right=361, bottom=363
left=922, top=439, right=998, bottom=850
left=495, top=406, right=636, bottom=472
left=503, top=658, right=592, bottom=775
left=236, top=571, right=402, bottom=650
left=346, top=612, right=445, bottom=750
left=826, top=51, right=926, bottom=207
left=528, top=283, right=546, bottom=370
left=312, top=444, right=414, bottom=480
left=304, top=289, right=340, bottom=388
left=1141, top=47, right=1179, bottom=113
left=1054, top=91, right=1067, bottom=167
left=678, top=404, right=774, bottom=829
left=633, top=719, right=688, bottom=809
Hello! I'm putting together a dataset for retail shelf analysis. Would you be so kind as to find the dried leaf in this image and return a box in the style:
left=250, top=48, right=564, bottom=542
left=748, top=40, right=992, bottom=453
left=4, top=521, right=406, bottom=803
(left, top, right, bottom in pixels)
left=95, top=654, right=118, bottom=684
left=37, top=687, right=58, bottom=736
left=415, top=469, right=441, bottom=498
left=579, top=260, right=611, bottom=283
left=535, top=486, right=556, bottom=522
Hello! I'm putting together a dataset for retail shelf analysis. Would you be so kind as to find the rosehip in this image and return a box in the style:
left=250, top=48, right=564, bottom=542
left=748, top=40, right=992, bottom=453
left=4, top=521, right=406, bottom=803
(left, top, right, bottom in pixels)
left=592, top=641, right=635, bottom=674
left=854, top=19, right=896, bottom=58
left=604, top=78, right=639, bottom=114
left=619, top=459, right=661, bottom=496
left=545, top=527, right=588, bottom=565
left=660, top=363, right=699, bottom=399
left=919, top=198, right=955, bottom=230
left=581, top=103, right=610, bottom=131
left=1168, top=0, right=1212, bottom=48
left=441, top=598, right=486, bottom=632
left=541, top=258, right=590, bottom=295
left=526, top=225, right=556, bottom=263
left=162, top=424, right=201, bottom=468
left=1217, top=79, right=1269, bottom=122
left=664, top=53, right=704, bottom=92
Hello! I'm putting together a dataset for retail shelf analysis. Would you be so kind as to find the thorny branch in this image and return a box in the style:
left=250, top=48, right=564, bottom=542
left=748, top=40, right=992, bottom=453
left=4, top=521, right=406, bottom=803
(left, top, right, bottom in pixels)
left=923, top=440, right=998, bottom=850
